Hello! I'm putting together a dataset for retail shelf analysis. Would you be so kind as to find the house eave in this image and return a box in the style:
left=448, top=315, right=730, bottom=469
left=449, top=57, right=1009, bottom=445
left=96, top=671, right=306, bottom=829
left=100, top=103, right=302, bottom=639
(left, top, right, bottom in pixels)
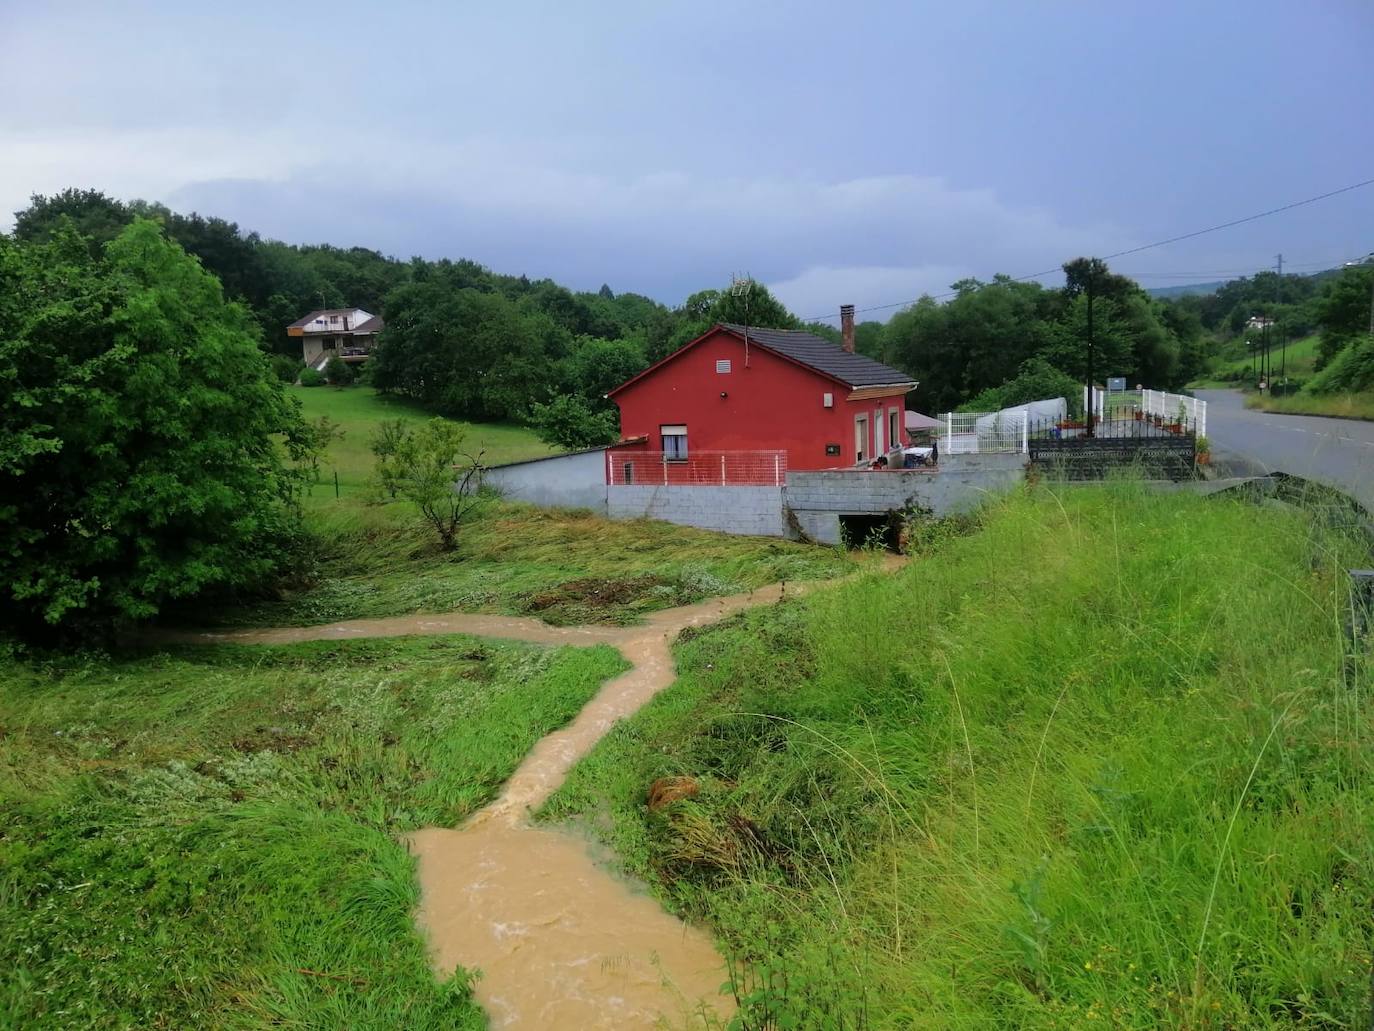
left=845, top=382, right=919, bottom=401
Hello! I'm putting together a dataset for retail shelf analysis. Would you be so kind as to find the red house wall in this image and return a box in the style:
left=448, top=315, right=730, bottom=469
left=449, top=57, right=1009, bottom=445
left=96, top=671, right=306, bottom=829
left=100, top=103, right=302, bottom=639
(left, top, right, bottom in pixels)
left=610, top=328, right=908, bottom=474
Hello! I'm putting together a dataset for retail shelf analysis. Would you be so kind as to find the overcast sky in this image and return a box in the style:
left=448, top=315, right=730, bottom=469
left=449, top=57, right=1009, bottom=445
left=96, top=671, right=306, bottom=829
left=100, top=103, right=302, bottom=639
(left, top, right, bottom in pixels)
left=3, top=1, right=1372, bottom=321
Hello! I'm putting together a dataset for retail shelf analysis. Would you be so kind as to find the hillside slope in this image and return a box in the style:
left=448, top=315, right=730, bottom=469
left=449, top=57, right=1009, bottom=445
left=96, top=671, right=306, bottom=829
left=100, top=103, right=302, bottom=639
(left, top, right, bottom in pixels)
left=547, top=483, right=1374, bottom=1028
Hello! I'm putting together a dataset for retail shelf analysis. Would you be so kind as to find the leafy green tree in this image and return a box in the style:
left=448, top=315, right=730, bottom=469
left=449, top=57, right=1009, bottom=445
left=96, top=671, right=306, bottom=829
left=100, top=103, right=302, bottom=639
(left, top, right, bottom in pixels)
left=1313, top=263, right=1374, bottom=368
left=960, top=358, right=1084, bottom=416
left=375, top=420, right=486, bottom=550
left=368, top=419, right=410, bottom=498
left=12, top=188, right=133, bottom=258
left=0, top=220, right=315, bottom=635
left=529, top=395, right=619, bottom=450
left=709, top=281, right=797, bottom=329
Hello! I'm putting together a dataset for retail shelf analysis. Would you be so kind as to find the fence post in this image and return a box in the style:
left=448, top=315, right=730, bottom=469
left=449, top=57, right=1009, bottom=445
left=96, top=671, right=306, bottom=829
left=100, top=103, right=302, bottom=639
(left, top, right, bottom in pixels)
left=1022, top=410, right=1029, bottom=453
left=720, top=453, right=727, bottom=486
left=662, top=454, right=668, bottom=486
left=774, top=454, right=781, bottom=486
left=947, top=412, right=953, bottom=448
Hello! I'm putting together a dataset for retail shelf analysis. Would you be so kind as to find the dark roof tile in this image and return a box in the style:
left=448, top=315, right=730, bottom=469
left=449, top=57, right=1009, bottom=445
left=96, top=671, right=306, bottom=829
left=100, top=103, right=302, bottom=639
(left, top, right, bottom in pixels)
left=720, top=324, right=915, bottom=388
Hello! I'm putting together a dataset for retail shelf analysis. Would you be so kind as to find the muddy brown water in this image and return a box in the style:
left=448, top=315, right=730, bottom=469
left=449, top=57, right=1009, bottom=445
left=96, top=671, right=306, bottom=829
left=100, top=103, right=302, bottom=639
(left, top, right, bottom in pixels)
left=165, top=580, right=864, bottom=1028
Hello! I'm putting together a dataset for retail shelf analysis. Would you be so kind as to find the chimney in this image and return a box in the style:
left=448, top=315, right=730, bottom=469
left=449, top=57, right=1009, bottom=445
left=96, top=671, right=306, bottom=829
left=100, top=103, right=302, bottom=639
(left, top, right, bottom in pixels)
left=840, top=304, right=855, bottom=353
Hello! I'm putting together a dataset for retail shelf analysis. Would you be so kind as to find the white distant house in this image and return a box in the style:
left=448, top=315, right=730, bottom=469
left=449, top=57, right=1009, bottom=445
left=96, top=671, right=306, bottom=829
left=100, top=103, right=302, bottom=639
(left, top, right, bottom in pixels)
left=287, top=308, right=384, bottom=370
left=1245, top=315, right=1275, bottom=331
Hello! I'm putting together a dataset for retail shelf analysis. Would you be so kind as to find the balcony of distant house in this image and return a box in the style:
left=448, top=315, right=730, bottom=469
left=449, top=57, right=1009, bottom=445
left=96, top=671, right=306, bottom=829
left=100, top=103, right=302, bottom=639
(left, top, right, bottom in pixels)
left=286, top=308, right=385, bottom=370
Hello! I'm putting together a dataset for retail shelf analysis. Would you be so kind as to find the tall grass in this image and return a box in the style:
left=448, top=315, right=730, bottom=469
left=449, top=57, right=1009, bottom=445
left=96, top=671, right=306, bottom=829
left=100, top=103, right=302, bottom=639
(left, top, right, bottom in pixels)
left=1, top=635, right=625, bottom=1028
left=210, top=503, right=853, bottom=628
left=546, top=483, right=1374, bottom=1028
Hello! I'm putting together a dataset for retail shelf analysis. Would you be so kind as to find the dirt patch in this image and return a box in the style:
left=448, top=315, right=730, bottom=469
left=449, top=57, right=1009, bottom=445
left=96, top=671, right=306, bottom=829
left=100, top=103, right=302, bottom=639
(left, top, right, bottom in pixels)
left=522, top=575, right=667, bottom=616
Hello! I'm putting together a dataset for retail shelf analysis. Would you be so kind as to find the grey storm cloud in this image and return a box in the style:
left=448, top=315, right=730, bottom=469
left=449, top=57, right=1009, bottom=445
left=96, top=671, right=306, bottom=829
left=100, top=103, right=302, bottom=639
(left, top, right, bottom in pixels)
left=4, top=0, right=1372, bottom=317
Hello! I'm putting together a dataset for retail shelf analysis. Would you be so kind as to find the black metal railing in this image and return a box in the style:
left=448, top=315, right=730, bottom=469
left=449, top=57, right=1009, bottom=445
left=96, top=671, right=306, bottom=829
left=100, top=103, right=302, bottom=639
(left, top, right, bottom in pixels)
left=1027, top=412, right=1197, bottom=481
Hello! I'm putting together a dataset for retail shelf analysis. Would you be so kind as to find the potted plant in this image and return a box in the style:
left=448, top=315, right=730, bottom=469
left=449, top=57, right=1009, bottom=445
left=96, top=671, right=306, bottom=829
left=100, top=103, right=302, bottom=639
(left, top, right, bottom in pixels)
left=1195, top=436, right=1211, bottom=466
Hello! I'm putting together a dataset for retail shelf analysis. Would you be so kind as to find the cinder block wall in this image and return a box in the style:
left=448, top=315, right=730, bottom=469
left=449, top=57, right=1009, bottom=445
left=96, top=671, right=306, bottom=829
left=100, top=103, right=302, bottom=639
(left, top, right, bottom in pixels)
left=784, top=453, right=1025, bottom=544
left=487, top=452, right=1025, bottom=544
left=608, top=485, right=788, bottom=537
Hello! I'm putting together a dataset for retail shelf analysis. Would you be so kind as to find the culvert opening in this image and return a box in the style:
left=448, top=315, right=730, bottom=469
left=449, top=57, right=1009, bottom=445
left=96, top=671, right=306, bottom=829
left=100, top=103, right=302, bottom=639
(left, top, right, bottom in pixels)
left=838, top=513, right=900, bottom=551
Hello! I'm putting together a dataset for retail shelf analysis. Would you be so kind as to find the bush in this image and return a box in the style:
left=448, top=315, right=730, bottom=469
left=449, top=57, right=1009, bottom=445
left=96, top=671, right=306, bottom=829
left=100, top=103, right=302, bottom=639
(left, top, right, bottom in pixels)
left=269, top=354, right=302, bottom=383
left=299, top=367, right=325, bottom=387
left=960, top=357, right=1083, bottom=416
left=323, top=355, right=355, bottom=386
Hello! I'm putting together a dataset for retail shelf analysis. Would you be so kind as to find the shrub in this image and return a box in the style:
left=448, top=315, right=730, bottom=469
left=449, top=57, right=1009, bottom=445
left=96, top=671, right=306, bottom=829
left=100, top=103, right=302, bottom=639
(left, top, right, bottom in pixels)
left=269, top=354, right=302, bottom=383
left=324, top=355, right=355, bottom=386
left=1305, top=334, right=1374, bottom=394
left=961, top=357, right=1083, bottom=417
left=299, top=367, right=325, bottom=387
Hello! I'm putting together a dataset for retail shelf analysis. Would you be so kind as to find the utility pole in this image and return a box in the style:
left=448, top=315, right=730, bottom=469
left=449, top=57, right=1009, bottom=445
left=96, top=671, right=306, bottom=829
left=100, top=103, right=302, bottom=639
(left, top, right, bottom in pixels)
left=1276, top=253, right=1286, bottom=382
left=1085, top=267, right=1096, bottom=438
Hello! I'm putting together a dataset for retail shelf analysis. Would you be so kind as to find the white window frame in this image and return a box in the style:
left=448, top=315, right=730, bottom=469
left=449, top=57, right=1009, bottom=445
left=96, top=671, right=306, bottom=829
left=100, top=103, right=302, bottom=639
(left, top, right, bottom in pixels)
left=661, top=424, right=688, bottom=462
left=889, top=407, right=901, bottom=451
left=854, top=414, right=868, bottom=463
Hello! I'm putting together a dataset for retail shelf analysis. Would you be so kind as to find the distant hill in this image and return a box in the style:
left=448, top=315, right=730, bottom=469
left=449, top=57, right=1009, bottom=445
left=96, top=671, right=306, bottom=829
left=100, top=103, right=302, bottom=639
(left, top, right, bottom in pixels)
left=1146, top=280, right=1230, bottom=299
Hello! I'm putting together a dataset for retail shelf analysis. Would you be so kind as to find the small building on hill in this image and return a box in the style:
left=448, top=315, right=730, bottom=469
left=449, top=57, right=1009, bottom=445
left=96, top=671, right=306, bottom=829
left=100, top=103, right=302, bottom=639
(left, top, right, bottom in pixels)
left=606, top=305, right=917, bottom=477
left=287, top=308, right=384, bottom=370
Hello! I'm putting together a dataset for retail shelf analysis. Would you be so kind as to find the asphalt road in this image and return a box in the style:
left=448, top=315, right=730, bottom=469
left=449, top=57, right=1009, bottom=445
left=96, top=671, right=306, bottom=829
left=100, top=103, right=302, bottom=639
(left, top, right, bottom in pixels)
left=1195, top=389, right=1374, bottom=509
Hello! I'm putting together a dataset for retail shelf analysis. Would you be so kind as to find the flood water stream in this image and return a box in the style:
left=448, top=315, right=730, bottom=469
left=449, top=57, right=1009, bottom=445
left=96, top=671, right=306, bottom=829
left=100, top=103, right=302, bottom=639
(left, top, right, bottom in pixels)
left=171, top=580, right=832, bottom=1028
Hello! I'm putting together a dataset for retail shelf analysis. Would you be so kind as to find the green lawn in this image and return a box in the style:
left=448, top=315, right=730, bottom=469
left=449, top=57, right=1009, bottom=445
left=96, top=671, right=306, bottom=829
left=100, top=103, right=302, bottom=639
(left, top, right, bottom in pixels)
left=290, top=385, right=557, bottom=504
left=544, top=484, right=1374, bottom=1028
left=1, top=635, right=626, bottom=1029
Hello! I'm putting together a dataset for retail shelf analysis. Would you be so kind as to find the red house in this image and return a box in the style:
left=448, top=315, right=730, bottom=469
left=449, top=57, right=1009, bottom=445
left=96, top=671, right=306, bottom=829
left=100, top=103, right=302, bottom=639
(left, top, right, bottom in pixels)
left=607, top=306, right=917, bottom=483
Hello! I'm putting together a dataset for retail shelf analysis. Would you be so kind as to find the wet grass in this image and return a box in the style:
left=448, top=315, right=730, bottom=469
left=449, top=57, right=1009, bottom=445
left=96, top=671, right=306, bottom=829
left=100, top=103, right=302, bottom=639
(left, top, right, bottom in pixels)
left=234, top=386, right=854, bottom=629
left=545, top=483, right=1374, bottom=1028
left=213, top=504, right=853, bottom=629
left=1247, top=391, right=1374, bottom=421
left=1, top=635, right=626, bottom=1029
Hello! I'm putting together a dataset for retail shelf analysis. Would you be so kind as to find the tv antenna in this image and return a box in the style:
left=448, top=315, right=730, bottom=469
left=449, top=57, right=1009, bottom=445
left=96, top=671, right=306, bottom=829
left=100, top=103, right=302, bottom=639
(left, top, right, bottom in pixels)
left=730, top=272, right=753, bottom=366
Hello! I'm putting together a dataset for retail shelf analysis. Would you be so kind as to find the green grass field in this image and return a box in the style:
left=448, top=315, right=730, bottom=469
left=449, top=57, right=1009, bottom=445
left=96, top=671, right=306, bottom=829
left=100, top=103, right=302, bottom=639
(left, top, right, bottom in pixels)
left=290, top=385, right=556, bottom=504
left=211, top=385, right=853, bottom=629
left=1, top=635, right=626, bottom=1029
left=545, top=484, right=1374, bottom=1028
left=1191, top=334, right=1320, bottom=390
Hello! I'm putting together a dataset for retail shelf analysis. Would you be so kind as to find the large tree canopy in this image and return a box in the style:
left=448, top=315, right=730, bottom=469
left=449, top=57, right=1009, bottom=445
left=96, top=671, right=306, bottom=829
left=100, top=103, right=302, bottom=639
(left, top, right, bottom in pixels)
left=0, top=219, right=314, bottom=635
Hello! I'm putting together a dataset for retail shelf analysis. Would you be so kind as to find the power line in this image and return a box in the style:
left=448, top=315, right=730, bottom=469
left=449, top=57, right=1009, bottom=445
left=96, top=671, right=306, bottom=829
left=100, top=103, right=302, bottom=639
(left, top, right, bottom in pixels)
left=798, top=175, right=1374, bottom=323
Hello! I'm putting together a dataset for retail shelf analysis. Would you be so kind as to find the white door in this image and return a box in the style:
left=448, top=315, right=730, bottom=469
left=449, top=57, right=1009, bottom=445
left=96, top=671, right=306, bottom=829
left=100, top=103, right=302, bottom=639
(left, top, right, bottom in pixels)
left=874, top=408, right=885, bottom=455
left=855, top=415, right=868, bottom=463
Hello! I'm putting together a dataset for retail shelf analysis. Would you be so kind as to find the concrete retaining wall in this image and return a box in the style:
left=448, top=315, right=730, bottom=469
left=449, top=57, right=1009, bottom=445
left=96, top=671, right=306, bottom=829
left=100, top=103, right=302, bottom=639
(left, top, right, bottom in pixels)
left=785, top=453, right=1025, bottom=544
left=608, top=485, right=788, bottom=537
left=486, top=450, right=1025, bottom=544
left=483, top=448, right=609, bottom=514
